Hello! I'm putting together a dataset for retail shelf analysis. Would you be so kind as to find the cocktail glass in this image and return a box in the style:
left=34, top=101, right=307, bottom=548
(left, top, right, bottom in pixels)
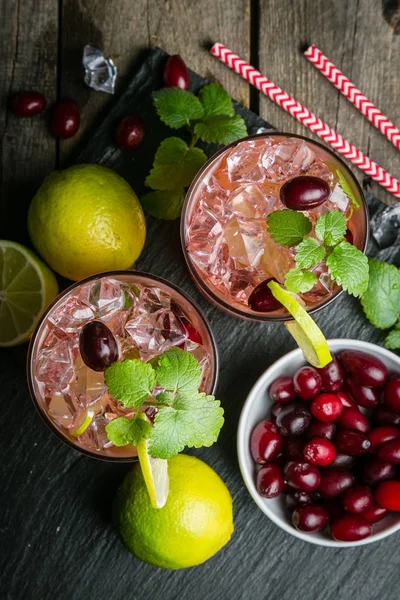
left=27, top=271, right=218, bottom=461
left=181, top=133, right=369, bottom=321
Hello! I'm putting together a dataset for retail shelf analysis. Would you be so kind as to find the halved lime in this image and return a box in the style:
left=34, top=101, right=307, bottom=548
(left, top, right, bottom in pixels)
left=267, top=280, right=332, bottom=368
left=137, top=435, right=169, bottom=509
left=0, top=240, right=58, bottom=346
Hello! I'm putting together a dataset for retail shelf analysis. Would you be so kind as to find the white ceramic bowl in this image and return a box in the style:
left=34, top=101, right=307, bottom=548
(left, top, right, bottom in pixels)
left=237, top=339, right=400, bottom=547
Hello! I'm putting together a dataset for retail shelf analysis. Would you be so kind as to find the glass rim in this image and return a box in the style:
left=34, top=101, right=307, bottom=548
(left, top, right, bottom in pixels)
left=26, top=269, right=220, bottom=462
left=180, top=131, right=370, bottom=322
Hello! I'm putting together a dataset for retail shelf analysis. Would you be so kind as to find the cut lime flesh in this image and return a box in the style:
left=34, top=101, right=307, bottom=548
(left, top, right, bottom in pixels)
left=137, top=437, right=169, bottom=509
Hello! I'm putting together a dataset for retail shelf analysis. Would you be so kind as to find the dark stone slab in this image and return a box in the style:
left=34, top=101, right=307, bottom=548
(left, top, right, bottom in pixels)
left=1, top=48, right=399, bottom=600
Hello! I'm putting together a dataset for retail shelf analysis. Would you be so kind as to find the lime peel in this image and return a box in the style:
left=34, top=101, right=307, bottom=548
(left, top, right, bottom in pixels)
left=137, top=431, right=169, bottom=509
left=71, top=409, right=96, bottom=437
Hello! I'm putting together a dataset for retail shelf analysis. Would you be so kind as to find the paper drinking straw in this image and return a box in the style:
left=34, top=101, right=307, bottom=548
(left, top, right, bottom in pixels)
left=303, top=44, right=400, bottom=151
left=210, top=42, right=400, bottom=199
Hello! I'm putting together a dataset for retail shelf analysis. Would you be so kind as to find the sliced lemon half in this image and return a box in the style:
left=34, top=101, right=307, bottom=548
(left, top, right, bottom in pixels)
left=137, top=436, right=169, bottom=509
left=267, top=280, right=332, bottom=368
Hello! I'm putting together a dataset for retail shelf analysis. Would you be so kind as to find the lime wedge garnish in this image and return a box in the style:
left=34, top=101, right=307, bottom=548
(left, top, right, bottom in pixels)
left=137, top=434, right=169, bottom=509
left=267, top=280, right=332, bottom=368
left=71, top=409, right=96, bottom=437
left=0, top=240, right=58, bottom=346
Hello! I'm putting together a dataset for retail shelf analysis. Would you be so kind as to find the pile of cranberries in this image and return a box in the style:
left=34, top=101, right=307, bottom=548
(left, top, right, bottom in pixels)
left=250, top=349, right=400, bottom=542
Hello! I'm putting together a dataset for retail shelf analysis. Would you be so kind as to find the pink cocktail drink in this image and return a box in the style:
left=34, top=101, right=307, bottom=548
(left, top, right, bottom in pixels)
left=28, top=272, right=218, bottom=460
left=182, top=134, right=368, bottom=320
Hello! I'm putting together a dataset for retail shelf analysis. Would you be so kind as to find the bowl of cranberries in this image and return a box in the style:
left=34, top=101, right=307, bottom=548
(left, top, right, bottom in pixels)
left=237, top=340, right=400, bottom=546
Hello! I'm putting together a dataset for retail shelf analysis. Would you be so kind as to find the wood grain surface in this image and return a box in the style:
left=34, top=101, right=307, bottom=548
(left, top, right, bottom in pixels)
left=1, top=2, right=400, bottom=600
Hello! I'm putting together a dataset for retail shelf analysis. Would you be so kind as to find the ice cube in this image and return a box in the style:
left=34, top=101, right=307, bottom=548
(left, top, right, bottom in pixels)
left=306, top=161, right=335, bottom=184
left=228, top=267, right=258, bottom=303
left=48, top=297, right=94, bottom=333
left=226, top=139, right=271, bottom=183
left=261, top=138, right=315, bottom=183
left=257, top=230, right=295, bottom=282
left=329, top=182, right=349, bottom=212
left=187, top=206, right=224, bottom=271
left=223, top=216, right=265, bottom=268
left=227, top=185, right=270, bottom=220
left=125, top=304, right=186, bottom=357
left=48, top=392, right=78, bottom=428
left=78, top=415, right=113, bottom=450
left=36, top=339, right=75, bottom=392
left=86, top=278, right=126, bottom=317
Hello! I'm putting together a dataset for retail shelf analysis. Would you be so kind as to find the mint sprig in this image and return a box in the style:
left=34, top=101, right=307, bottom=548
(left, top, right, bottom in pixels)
left=295, top=238, right=326, bottom=269
left=153, top=88, right=204, bottom=128
left=326, top=241, right=369, bottom=298
left=267, top=210, right=312, bottom=246
left=104, top=348, right=224, bottom=458
left=361, top=258, right=400, bottom=329
left=336, top=170, right=360, bottom=209
left=285, top=268, right=318, bottom=293
left=315, top=210, right=347, bottom=246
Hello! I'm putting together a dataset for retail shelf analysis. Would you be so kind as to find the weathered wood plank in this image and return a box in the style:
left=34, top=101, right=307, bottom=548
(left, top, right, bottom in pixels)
left=0, top=0, right=58, bottom=243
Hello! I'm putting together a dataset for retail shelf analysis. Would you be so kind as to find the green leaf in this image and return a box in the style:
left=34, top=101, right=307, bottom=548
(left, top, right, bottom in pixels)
left=267, top=209, right=312, bottom=247
left=155, top=347, right=202, bottom=396
left=385, top=323, right=400, bottom=350
left=194, top=114, right=247, bottom=145
left=361, top=258, right=400, bottom=329
left=326, top=241, right=369, bottom=297
left=141, top=188, right=185, bottom=220
left=104, top=359, right=156, bottom=409
left=285, top=268, right=318, bottom=293
left=105, top=416, right=152, bottom=447
left=336, top=170, right=360, bottom=209
left=198, top=83, right=235, bottom=118
left=315, top=210, right=347, bottom=246
left=145, top=137, right=207, bottom=190
left=148, top=393, right=224, bottom=459
left=295, top=238, right=326, bottom=269
left=153, top=88, right=204, bottom=129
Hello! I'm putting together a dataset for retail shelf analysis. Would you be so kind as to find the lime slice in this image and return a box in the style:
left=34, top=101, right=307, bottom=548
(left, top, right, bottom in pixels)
left=71, top=409, right=96, bottom=437
left=0, top=240, right=58, bottom=346
left=267, top=280, right=332, bottom=368
left=137, top=435, right=169, bottom=509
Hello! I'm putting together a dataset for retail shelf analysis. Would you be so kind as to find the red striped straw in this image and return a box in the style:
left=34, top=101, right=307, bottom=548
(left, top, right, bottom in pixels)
left=210, top=42, right=400, bottom=199
left=303, top=44, right=400, bottom=151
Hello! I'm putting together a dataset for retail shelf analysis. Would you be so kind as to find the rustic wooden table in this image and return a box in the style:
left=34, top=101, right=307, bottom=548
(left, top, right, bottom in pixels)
left=1, top=1, right=400, bottom=599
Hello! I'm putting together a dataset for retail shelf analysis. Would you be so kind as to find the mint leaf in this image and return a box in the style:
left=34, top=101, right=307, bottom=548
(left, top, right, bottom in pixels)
left=145, top=137, right=207, bottom=190
left=105, top=416, right=152, bottom=447
left=336, top=170, right=360, bottom=209
left=267, top=209, right=312, bottom=247
left=285, top=268, right=318, bottom=293
left=361, top=258, right=400, bottom=329
left=295, top=238, right=326, bottom=269
left=198, top=83, right=235, bottom=118
left=149, top=393, right=224, bottom=459
left=326, top=241, right=369, bottom=297
left=153, top=88, right=204, bottom=129
left=194, top=114, right=247, bottom=145
left=315, top=210, right=347, bottom=246
left=141, top=188, right=185, bottom=220
left=104, top=359, right=156, bottom=408
left=385, top=323, right=400, bottom=350
left=156, top=347, right=201, bottom=396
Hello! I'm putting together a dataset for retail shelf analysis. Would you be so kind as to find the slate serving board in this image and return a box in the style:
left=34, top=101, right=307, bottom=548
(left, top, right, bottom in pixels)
left=1, top=48, right=399, bottom=600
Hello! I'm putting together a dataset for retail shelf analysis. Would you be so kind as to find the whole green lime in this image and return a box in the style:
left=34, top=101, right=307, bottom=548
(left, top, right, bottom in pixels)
left=114, top=454, right=234, bottom=569
left=28, top=164, right=146, bottom=281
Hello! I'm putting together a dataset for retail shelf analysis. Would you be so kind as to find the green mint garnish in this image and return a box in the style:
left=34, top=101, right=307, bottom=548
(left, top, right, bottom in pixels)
left=194, top=114, right=248, bottom=145
left=198, top=83, right=235, bottom=118
left=145, top=137, right=207, bottom=191
left=315, top=209, right=347, bottom=246
left=141, top=188, right=185, bottom=220
left=361, top=258, right=400, bottom=329
left=326, top=241, right=369, bottom=297
left=267, top=209, right=312, bottom=247
left=152, top=88, right=204, bottom=129
left=285, top=268, right=318, bottom=294
left=385, top=323, right=400, bottom=350
left=295, top=238, right=326, bottom=269
left=336, top=170, right=360, bottom=209
left=104, top=348, right=224, bottom=458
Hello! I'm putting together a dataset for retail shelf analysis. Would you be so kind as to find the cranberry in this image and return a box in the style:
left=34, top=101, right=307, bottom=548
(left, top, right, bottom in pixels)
left=345, top=378, right=380, bottom=409
left=317, top=357, right=344, bottom=393
left=280, top=176, right=330, bottom=210
left=371, top=406, right=400, bottom=427
left=342, top=485, right=373, bottom=514
left=383, top=375, right=400, bottom=410
left=307, top=420, right=336, bottom=440
left=327, top=453, right=356, bottom=470
left=278, top=404, right=312, bottom=436
left=292, top=504, right=329, bottom=532
left=363, top=457, right=395, bottom=486
left=337, top=407, right=370, bottom=433
left=178, top=316, right=203, bottom=344
left=375, top=480, right=400, bottom=511
left=336, top=390, right=357, bottom=408
left=285, top=491, right=318, bottom=510
left=344, top=229, right=354, bottom=244
left=293, top=366, right=322, bottom=401
left=256, top=463, right=285, bottom=498
left=318, top=469, right=354, bottom=498
left=323, top=499, right=345, bottom=520
left=12, top=91, right=46, bottom=116
left=368, top=426, right=400, bottom=451
left=164, top=55, right=190, bottom=90
left=284, top=461, right=321, bottom=492
left=377, top=438, right=400, bottom=463
left=303, top=437, right=336, bottom=466
left=79, top=321, right=118, bottom=371
left=331, top=515, right=372, bottom=541
left=284, top=437, right=306, bottom=461
left=269, top=376, right=295, bottom=404
left=250, top=420, right=283, bottom=463
left=310, top=393, right=343, bottom=422
left=339, top=350, right=388, bottom=387
left=335, top=429, right=371, bottom=456
left=116, top=115, right=145, bottom=150
left=50, top=99, right=80, bottom=138
left=248, top=278, right=282, bottom=312
left=361, top=503, right=388, bottom=524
